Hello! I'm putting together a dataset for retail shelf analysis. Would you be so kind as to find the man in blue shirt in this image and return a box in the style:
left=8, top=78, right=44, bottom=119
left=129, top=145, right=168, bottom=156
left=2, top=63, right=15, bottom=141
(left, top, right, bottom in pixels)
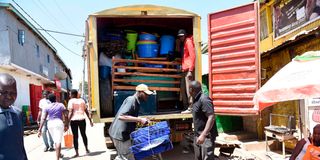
left=0, top=73, right=28, bottom=160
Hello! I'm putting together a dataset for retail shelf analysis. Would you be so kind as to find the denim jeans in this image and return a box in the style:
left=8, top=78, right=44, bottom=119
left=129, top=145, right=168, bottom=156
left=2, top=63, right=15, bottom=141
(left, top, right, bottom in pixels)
left=42, top=120, right=54, bottom=148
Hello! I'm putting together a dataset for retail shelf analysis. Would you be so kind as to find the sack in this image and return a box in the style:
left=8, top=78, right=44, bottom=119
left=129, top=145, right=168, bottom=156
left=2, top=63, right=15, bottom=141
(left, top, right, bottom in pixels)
left=303, top=145, right=320, bottom=160
left=64, top=130, right=73, bottom=148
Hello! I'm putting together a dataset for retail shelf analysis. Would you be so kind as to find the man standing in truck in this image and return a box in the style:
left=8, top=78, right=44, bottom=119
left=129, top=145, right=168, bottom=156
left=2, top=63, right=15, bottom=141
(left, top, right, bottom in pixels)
left=189, top=81, right=218, bottom=160
left=177, top=29, right=196, bottom=114
left=109, top=84, right=152, bottom=160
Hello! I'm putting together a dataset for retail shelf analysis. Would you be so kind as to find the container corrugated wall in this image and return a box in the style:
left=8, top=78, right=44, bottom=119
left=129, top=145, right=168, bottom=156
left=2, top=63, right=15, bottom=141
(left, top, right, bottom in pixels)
left=208, top=2, right=260, bottom=115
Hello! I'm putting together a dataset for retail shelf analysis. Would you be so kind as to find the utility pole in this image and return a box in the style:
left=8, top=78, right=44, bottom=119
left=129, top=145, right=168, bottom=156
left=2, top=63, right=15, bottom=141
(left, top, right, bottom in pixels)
left=81, top=44, right=86, bottom=98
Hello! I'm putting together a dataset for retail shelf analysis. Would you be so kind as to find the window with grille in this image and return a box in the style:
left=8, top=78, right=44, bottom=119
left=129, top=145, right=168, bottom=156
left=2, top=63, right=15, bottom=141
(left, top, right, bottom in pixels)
left=18, top=30, right=25, bottom=45
left=36, top=44, right=40, bottom=57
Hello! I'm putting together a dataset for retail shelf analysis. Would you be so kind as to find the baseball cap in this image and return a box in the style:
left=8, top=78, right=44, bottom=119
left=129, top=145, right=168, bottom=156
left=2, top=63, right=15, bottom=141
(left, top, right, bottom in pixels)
left=42, top=90, right=49, bottom=96
left=177, top=29, right=186, bottom=36
left=136, top=84, right=153, bottom=95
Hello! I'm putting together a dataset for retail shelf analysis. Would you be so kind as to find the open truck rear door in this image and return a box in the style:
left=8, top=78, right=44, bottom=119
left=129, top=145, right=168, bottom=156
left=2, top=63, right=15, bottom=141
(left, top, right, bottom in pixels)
left=208, top=2, right=260, bottom=115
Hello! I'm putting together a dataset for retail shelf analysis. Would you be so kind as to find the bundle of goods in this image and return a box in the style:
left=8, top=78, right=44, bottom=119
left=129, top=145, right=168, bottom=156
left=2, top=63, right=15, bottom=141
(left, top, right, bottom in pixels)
left=98, top=30, right=127, bottom=58
left=99, top=30, right=125, bottom=41
left=137, top=33, right=159, bottom=58
left=130, top=121, right=173, bottom=160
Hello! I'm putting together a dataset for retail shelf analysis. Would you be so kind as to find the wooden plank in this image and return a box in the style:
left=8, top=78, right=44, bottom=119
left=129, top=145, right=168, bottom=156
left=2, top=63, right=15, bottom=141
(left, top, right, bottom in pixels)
left=114, top=66, right=180, bottom=72
left=114, top=85, right=180, bottom=92
left=137, top=57, right=182, bottom=61
left=113, top=79, right=180, bottom=84
left=112, top=58, right=181, bottom=65
left=100, top=113, right=193, bottom=123
left=114, top=72, right=182, bottom=78
left=136, top=57, right=167, bottom=61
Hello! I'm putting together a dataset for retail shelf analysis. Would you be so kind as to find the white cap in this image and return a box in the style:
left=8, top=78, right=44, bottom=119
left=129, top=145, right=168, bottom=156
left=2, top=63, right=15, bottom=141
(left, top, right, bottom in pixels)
left=136, top=84, right=153, bottom=95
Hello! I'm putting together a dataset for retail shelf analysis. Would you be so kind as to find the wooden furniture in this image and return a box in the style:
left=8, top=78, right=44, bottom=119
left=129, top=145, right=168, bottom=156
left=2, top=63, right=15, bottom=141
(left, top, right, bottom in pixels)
left=111, top=58, right=182, bottom=94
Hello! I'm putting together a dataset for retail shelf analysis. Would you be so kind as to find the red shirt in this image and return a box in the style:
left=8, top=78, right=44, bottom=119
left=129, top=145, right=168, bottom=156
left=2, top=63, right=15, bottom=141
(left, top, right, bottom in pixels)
left=182, top=36, right=196, bottom=72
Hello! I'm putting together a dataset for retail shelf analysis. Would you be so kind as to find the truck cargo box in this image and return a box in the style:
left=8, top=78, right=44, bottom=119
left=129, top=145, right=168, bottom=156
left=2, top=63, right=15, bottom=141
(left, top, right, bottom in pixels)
left=86, top=5, right=201, bottom=122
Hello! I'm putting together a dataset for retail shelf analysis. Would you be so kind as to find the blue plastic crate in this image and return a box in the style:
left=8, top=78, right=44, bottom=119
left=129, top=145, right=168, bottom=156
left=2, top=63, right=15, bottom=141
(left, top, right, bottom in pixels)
left=131, top=127, right=170, bottom=145
left=129, top=121, right=173, bottom=159
left=131, top=121, right=169, bottom=139
left=130, top=135, right=173, bottom=160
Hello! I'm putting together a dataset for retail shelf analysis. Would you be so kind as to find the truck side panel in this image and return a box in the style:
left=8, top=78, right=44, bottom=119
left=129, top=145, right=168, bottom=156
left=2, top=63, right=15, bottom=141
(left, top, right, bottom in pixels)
left=87, top=16, right=101, bottom=122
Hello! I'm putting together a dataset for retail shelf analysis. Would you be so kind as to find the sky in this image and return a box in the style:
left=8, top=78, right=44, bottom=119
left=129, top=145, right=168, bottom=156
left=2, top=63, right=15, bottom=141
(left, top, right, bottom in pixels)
left=1, top=0, right=252, bottom=89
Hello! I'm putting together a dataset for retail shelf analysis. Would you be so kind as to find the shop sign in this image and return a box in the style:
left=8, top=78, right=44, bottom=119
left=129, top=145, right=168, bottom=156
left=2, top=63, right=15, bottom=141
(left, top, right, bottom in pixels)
left=274, top=0, right=320, bottom=38
left=308, top=98, right=320, bottom=107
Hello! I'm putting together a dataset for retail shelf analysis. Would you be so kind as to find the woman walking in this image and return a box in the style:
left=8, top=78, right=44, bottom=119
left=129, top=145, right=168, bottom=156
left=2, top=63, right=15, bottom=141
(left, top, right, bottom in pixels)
left=38, top=93, right=69, bottom=160
left=68, top=89, right=93, bottom=157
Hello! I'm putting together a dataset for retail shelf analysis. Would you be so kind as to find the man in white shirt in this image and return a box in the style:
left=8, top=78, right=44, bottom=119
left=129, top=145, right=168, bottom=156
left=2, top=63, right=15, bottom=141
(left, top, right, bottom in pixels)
left=36, top=90, right=54, bottom=152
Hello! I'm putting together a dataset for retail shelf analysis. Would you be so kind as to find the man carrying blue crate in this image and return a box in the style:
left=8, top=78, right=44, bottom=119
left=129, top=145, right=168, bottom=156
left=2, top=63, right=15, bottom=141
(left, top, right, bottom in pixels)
left=109, top=84, right=153, bottom=160
left=189, top=81, right=218, bottom=160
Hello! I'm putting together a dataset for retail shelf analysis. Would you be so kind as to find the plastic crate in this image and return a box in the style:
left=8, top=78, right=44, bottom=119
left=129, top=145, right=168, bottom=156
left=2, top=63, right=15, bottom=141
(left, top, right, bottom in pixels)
left=131, top=121, right=169, bottom=139
left=130, top=121, right=173, bottom=160
left=130, top=135, right=173, bottom=160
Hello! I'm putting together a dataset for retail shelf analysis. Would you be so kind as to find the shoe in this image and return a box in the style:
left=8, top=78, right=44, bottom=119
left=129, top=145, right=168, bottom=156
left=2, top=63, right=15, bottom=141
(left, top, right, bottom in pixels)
left=86, top=149, right=90, bottom=154
left=59, top=154, right=64, bottom=158
left=181, top=108, right=192, bottom=114
left=48, top=147, right=55, bottom=151
left=43, top=147, right=48, bottom=152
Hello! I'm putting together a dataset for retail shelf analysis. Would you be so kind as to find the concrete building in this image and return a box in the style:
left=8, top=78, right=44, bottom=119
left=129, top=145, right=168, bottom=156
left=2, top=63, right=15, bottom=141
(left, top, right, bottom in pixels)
left=0, top=3, right=72, bottom=120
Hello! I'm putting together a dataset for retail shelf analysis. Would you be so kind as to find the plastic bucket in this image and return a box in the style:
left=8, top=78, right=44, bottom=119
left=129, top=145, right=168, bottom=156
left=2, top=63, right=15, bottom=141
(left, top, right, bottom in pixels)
left=160, top=35, right=175, bottom=55
left=137, top=44, right=158, bottom=58
left=99, top=66, right=111, bottom=79
left=126, top=33, right=138, bottom=51
left=139, top=33, right=157, bottom=41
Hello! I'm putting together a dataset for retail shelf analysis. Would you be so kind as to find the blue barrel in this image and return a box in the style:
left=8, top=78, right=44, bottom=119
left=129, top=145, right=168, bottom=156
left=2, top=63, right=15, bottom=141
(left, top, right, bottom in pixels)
left=160, top=35, right=175, bottom=55
left=139, top=33, right=157, bottom=41
left=99, top=66, right=111, bottom=79
left=137, top=44, right=158, bottom=58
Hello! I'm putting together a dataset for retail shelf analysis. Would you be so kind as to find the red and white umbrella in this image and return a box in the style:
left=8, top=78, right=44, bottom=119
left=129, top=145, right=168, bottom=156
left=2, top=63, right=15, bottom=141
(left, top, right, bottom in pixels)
left=254, top=51, right=320, bottom=111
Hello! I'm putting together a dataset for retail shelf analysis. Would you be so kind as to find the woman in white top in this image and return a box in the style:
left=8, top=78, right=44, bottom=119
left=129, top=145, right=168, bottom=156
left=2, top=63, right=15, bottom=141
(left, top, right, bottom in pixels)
left=68, top=89, right=93, bottom=158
